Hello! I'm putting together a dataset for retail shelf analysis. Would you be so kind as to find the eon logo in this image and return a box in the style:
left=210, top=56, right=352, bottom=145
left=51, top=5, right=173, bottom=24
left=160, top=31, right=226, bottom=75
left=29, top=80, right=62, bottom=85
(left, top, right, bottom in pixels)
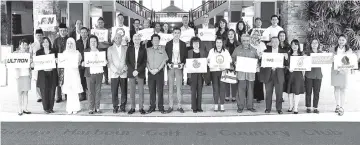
left=193, top=59, right=201, bottom=68
left=341, top=56, right=350, bottom=65
left=216, top=55, right=224, bottom=64
left=266, top=59, right=274, bottom=62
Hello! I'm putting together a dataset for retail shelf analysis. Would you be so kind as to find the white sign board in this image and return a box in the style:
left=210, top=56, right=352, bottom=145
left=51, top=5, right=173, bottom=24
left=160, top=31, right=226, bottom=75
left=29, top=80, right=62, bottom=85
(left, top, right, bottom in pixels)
left=180, top=29, right=195, bottom=42
left=235, top=56, right=258, bottom=73
left=209, top=54, right=231, bottom=71
left=289, top=56, right=312, bottom=71
left=334, top=53, right=358, bottom=70
left=138, top=28, right=154, bottom=41
left=37, top=15, right=56, bottom=32
left=57, top=53, right=79, bottom=68
left=5, top=53, right=31, bottom=68
left=159, top=33, right=174, bottom=46
left=261, top=53, right=284, bottom=68
left=84, top=51, right=107, bottom=67
left=33, top=54, right=56, bottom=70
left=185, top=58, right=207, bottom=73
left=198, top=28, right=216, bottom=41
left=310, top=53, right=333, bottom=67
left=91, top=29, right=108, bottom=42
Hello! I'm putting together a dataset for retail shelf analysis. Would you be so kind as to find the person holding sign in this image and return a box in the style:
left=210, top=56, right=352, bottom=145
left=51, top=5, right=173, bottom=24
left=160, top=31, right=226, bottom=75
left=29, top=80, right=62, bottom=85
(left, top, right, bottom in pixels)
left=146, top=34, right=169, bottom=114
left=207, top=37, right=232, bottom=112
left=126, top=34, right=147, bottom=115
left=76, top=27, right=90, bottom=101
left=30, top=29, right=44, bottom=103
left=331, top=34, right=353, bottom=116
left=187, top=37, right=206, bottom=113
left=232, top=34, right=259, bottom=113
left=286, top=39, right=305, bottom=114
left=53, top=23, right=69, bottom=103
left=165, top=27, right=188, bottom=113
left=69, top=20, right=82, bottom=41
left=224, top=29, right=240, bottom=102
left=83, top=35, right=106, bottom=114
left=248, top=17, right=262, bottom=36
left=260, top=37, right=288, bottom=114
left=36, top=37, right=58, bottom=114
left=13, top=39, right=32, bottom=116
left=180, top=15, right=195, bottom=45
left=62, top=38, right=83, bottom=114
left=108, top=33, right=128, bottom=114
left=96, top=17, right=111, bottom=85
left=304, top=38, right=323, bottom=114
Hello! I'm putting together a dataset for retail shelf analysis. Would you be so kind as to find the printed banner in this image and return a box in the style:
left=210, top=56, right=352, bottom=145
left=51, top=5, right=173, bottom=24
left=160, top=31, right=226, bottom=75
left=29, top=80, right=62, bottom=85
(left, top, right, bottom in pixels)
left=251, top=28, right=267, bottom=41
left=334, top=53, right=358, bottom=70
left=37, top=15, right=56, bottom=32
left=180, top=29, right=195, bottom=42
left=209, top=54, right=231, bottom=71
left=138, top=28, right=154, bottom=41
left=111, top=26, right=130, bottom=42
left=57, top=53, right=79, bottom=68
left=290, top=56, right=312, bottom=71
left=159, top=33, right=174, bottom=46
left=198, top=28, right=216, bottom=41
left=235, top=56, right=258, bottom=73
left=185, top=58, right=207, bottom=73
left=91, top=29, right=108, bottom=42
left=310, top=53, right=333, bottom=67
left=5, top=53, right=31, bottom=68
left=84, top=51, right=107, bottom=67
left=261, top=53, right=284, bottom=68
left=33, top=54, right=56, bottom=70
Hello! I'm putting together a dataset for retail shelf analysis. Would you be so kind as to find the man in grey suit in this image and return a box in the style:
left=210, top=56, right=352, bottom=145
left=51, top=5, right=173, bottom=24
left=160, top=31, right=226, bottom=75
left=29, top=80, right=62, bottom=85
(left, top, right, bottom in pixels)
left=195, top=14, right=214, bottom=85
left=107, top=33, right=128, bottom=113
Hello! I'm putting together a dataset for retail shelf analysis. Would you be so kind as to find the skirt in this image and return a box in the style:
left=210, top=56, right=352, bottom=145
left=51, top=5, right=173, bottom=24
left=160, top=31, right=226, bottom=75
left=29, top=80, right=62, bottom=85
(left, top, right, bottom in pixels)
left=17, top=76, right=31, bottom=92
left=331, top=69, right=348, bottom=88
left=286, top=71, right=305, bottom=95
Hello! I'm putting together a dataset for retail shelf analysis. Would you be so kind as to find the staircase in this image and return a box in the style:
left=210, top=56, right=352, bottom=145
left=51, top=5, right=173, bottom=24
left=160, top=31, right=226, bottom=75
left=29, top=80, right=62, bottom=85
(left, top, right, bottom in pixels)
left=190, top=0, right=228, bottom=26
left=115, top=0, right=155, bottom=21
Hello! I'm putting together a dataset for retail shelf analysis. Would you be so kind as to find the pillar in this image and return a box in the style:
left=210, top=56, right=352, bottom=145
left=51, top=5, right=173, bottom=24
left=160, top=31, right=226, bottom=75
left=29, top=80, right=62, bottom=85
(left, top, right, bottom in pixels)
left=280, top=1, right=307, bottom=44
left=1, top=1, right=12, bottom=45
left=33, top=0, right=61, bottom=42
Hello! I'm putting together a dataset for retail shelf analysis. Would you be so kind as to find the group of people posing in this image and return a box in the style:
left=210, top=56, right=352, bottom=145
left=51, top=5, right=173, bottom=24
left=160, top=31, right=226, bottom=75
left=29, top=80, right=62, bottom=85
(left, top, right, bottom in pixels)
left=13, top=13, right=354, bottom=116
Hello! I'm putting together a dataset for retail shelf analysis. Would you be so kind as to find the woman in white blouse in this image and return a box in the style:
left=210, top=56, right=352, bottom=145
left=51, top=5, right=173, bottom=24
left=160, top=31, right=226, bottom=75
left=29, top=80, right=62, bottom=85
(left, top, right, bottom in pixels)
left=13, top=39, right=32, bottom=116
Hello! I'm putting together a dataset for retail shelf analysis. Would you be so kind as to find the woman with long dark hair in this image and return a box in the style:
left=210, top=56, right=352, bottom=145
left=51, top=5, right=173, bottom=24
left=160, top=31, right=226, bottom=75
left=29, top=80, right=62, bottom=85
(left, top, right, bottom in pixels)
left=162, top=23, right=172, bottom=34
left=207, top=36, right=232, bottom=112
left=286, top=39, right=305, bottom=114
left=236, top=20, right=247, bottom=43
left=279, top=31, right=291, bottom=102
left=331, top=34, right=352, bottom=116
left=224, top=29, right=240, bottom=102
left=37, top=37, right=58, bottom=114
left=216, top=19, right=229, bottom=41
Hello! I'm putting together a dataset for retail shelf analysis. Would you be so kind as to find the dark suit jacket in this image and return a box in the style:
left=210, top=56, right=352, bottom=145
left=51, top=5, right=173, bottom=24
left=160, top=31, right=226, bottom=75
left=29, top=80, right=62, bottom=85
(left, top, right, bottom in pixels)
left=259, top=46, right=288, bottom=84
left=76, top=38, right=89, bottom=63
left=69, top=29, right=78, bottom=40
left=165, top=40, right=188, bottom=68
left=126, top=45, right=147, bottom=78
left=52, top=36, right=68, bottom=58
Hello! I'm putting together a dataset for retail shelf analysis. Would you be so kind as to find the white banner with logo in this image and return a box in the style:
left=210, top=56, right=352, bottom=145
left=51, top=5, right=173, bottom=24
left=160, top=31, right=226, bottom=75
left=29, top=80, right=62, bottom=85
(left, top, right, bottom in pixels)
left=261, top=53, right=284, bottom=68
left=138, top=28, right=154, bottom=41
left=159, top=33, right=174, bottom=46
left=209, top=54, right=231, bottom=71
left=236, top=56, right=258, bottom=73
left=111, top=26, right=130, bottom=42
left=57, top=53, right=79, bottom=68
left=334, top=53, right=358, bottom=70
left=290, top=56, right=312, bottom=71
left=37, top=15, right=56, bottom=32
left=180, top=29, right=195, bottom=42
left=5, top=53, right=31, bottom=68
left=198, top=28, right=216, bottom=41
left=310, top=53, right=333, bottom=67
left=91, top=29, right=108, bottom=42
left=33, top=54, right=56, bottom=70
left=185, top=58, right=207, bottom=73
left=84, top=51, right=107, bottom=67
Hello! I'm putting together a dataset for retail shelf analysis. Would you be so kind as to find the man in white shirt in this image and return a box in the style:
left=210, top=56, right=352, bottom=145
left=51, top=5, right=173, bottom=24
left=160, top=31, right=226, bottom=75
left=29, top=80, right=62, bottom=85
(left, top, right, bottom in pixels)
left=96, top=17, right=111, bottom=85
left=112, top=14, right=130, bottom=45
left=262, top=15, right=284, bottom=44
left=30, top=29, right=44, bottom=102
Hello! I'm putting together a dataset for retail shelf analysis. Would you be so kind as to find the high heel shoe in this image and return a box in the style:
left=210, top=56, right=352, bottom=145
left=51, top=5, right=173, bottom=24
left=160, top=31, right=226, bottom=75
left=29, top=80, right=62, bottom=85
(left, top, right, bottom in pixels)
left=18, top=112, right=23, bottom=116
left=338, top=107, right=344, bottom=116
left=335, top=105, right=340, bottom=113
left=23, top=110, right=31, bottom=114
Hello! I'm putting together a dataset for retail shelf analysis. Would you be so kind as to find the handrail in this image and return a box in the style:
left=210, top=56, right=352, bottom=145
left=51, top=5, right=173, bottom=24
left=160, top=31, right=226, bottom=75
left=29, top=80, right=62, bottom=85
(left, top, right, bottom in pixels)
left=116, top=0, right=152, bottom=19
left=190, top=0, right=227, bottom=21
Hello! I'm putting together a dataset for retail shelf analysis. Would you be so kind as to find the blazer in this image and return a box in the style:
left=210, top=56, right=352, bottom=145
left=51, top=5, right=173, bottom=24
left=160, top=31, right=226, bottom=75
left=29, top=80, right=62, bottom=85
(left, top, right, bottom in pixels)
left=36, top=48, right=58, bottom=89
left=165, top=40, right=188, bottom=68
left=69, top=29, right=78, bottom=40
left=76, top=38, right=89, bottom=63
left=52, top=36, right=69, bottom=58
left=259, top=46, right=288, bottom=84
left=126, top=45, right=147, bottom=78
left=107, top=44, right=128, bottom=78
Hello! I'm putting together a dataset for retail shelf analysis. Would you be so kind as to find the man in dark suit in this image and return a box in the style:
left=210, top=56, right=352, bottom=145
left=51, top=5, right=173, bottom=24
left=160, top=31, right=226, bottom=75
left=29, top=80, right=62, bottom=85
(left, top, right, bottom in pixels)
left=76, top=27, right=90, bottom=101
left=129, top=19, right=141, bottom=46
left=260, top=36, right=288, bottom=114
left=164, top=27, right=188, bottom=113
left=126, top=33, right=147, bottom=115
left=69, top=20, right=82, bottom=41
left=195, top=14, right=214, bottom=86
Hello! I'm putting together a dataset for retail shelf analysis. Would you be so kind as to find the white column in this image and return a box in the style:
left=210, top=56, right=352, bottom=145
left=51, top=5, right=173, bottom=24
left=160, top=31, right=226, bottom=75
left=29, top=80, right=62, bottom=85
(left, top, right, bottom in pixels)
left=254, top=1, right=261, bottom=18
left=83, top=0, right=90, bottom=27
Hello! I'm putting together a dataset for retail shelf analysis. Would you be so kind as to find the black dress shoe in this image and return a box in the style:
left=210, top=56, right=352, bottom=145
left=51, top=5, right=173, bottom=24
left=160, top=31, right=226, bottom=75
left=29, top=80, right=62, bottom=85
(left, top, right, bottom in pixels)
left=147, top=108, right=155, bottom=113
left=139, top=109, right=146, bottom=114
left=23, top=110, right=31, bottom=114
left=18, top=112, right=23, bottom=116
left=166, top=107, right=173, bottom=113
left=89, top=111, right=94, bottom=114
left=177, top=108, right=185, bottom=113
left=50, top=110, right=54, bottom=113
left=96, top=109, right=102, bottom=114
left=247, top=108, right=257, bottom=112
left=265, top=110, right=271, bottom=113
left=113, top=107, right=119, bottom=113
left=44, top=110, right=51, bottom=114
left=56, top=99, right=62, bottom=103
left=237, top=108, right=243, bottom=113
left=128, top=109, right=135, bottom=114
left=37, top=99, right=42, bottom=102
left=293, top=111, right=298, bottom=114
left=120, top=107, right=126, bottom=112
left=159, top=109, right=166, bottom=114
left=306, top=109, right=311, bottom=113
left=193, top=110, right=197, bottom=113
left=313, top=109, right=319, bottom=114
left=197, top=109, right=203, bottom=112
left=277, top=110, right=283, bottom=114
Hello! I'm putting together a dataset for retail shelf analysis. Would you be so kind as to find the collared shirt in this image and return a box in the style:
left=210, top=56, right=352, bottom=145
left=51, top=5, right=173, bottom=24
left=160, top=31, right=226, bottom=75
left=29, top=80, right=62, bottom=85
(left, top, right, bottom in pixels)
left=232, top=45, right=259, bottom=81
left=116, top=44, right=122, bottom=59
left=272, top=47, right=279, bottom=53
left=181, top=25, right=191, bottom=31
left=147, top=46, right=168, bottom=70
left=172, top=40, right=180, bottom=64
left=76, top=30, right=81, bottom=40
left=263, top=25, right=284, bottom=41
left=82, top=38, right=88, bottom=49
left=134, top=46, right=140, bottom=69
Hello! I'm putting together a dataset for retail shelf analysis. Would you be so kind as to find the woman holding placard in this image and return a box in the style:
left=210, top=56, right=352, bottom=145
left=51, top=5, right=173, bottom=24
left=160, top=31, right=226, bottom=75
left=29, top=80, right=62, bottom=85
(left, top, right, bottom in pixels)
left=207, top=37, right=232, bottom=112
left=14, top=39, right=32, bottom=116
left=37, top=37, right=58, bottom=114
left=224, top=29, right=240, bottom=102
left=304, top=38, right=323, bottom=114
left=286, top=39, right=305, bottom=114
left=331, top=34, right=352, bottom=116
left=62, top=38, right=83, bottom=114
left=83, top=35, right=105, bottom=114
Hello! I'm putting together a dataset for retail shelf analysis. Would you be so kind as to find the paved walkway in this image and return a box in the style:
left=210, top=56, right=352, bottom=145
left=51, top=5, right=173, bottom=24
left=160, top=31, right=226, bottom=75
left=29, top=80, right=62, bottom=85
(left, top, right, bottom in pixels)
left=1, top=68, right=360, bottom=118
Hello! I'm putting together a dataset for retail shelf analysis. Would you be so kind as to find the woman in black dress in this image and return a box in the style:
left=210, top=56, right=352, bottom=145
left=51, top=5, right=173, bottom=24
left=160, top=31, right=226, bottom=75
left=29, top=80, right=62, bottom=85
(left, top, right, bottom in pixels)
left=278, top=31, right=291, bottom=102
left=286, top=39, right=305, bottom=114
left=37, top=37, right=58, bottom=114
